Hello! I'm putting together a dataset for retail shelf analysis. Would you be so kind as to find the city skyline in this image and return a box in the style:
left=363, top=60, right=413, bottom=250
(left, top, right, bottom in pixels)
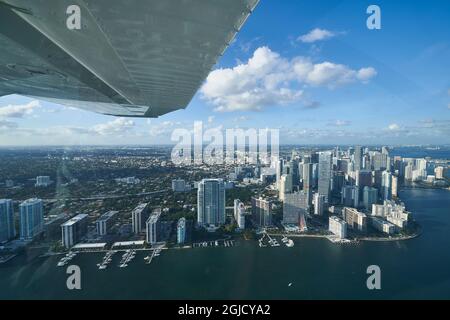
left=1, top=0, right=449, bottom=146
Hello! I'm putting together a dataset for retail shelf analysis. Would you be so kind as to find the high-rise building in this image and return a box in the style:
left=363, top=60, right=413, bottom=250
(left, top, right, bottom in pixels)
left=19, top=198, right=44, bottom=241
left=341, top=185, right=359, bottom=208
left=96, top=211, right=118, bottom=236
left=0, top=199, right=15, bottom=243
left=35, top=176, right=51, bottom=187
left=131, top=203, right=150, bottom=234
left=289, top=160, right=300, bottom=187
left=283, top=191, right=309, bottom=225
left=391, top=175, right=398, bottom=198
left=381, top=171, right=393, bottom=201
left=233, top=199, right=246, bottom=229
left=343, top=207, right=367, bottom=232
left=177, top=217, right=186, bottom=244
left=354, top=146, right=363, bottom=171
left=61, top=214, right=88, bottom=248
left=313, top=193, right=325, bottom=216
left=329, top=216, right=347, bottom=239
left=435, top=166, right=445, bottom=179
left=356, top=170, right=372, bottom=188
left=404, top=163, right=413, bottom=182
left=276, top=159, right=283, bottom=190
left=251, top=197, right=272, bottom=228
left=279, top=174, right=293, bottom=201
left=302, top=163, right=313, bottom=206
left=197, top=179, right=226, bottom=227
left=146, top=211, right=161, bottom=245
left=318, top=152, right=332, bottom=203
left=363, top=186, right=378, bottom=211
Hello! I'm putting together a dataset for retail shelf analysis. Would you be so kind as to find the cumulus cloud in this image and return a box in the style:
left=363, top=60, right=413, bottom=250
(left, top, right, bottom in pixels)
left=208, top=116, right=215, bottom=123
left=201, top=46, right=377, bottom=112
left=298, top=28, right=336, bottom=43
left=0, top=100, right=40, bottom=118
left=92, top=118, right=135, bottom=136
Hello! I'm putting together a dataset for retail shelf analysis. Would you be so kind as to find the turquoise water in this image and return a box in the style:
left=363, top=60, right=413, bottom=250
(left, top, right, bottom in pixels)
left=1, top=188, right=449, bottom=300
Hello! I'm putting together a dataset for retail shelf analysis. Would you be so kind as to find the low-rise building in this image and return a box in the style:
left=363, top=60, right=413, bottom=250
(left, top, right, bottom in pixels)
left=343, top=207, right=367, bottom=232
left=371, top=217, right=395, bottom=235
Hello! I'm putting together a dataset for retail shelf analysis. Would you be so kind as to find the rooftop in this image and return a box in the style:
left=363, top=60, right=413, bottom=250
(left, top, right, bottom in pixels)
left=97, top=211, right=118, bottom=222
left=61, top=214, right=89, bottom=227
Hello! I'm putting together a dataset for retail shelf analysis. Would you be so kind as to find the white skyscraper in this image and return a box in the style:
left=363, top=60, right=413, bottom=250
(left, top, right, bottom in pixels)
left=131, top=203, right=150, bottom=234
left=146, top=210, right=162, bottom=245
left=313, top=193, right=325, bottom=216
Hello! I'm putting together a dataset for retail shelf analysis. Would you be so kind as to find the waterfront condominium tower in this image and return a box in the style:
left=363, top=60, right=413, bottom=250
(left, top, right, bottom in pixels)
left=19, top=198, right=44, bottom=241
left=251, top=197, right=272, bottom=228
left=0, top=199, right=15, bottom=243
left=61, top=214, right=89, bottom=248
left=318, top=152, right=332, bottom=203
left=197, top=179, right=226, bottom=227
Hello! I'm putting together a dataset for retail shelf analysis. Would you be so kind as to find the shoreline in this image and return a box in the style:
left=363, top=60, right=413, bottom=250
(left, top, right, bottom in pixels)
left=267, top=230, right=421, bottom=243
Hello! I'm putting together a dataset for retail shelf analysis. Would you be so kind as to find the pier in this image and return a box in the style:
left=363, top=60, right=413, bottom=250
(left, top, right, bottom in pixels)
left=193, top=240, right=236, bottom=248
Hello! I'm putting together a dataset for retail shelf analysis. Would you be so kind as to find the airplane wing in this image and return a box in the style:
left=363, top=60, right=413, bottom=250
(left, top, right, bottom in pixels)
left=0, top=0, right=259, bottom=117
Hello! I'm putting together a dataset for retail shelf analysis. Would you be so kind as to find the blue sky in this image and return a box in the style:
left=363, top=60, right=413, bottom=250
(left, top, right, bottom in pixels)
left=0, top=0, right=449, bottom=145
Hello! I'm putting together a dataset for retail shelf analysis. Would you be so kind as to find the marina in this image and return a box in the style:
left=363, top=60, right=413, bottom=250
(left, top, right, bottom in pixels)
left=144, top=249, right=161, bottom=265
left=56, top=251, right=77, bottom=267
left=259, top=233, right=294, bottom=248
left=97, top=250, right=116, bottom=270
left=119, top=249, right=136, bottom=268
left=193, top=240, right=236, bottom=248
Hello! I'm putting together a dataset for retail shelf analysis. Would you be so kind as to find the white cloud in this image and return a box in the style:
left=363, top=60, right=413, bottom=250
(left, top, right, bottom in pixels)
left=298, top=28, right=335, bottom=43
left=92, top=117, right=135, bottom=136
left=357, top=68, right=378, bottom=82
left=201, top=46, right=377, bottom=112
left=149, top=121, right=179, bottom=137
left=387, top=123, right=401, bottom=131
left=0, top=100, right=40, bottom=118
left=208, top=116, right=215, bottom=123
